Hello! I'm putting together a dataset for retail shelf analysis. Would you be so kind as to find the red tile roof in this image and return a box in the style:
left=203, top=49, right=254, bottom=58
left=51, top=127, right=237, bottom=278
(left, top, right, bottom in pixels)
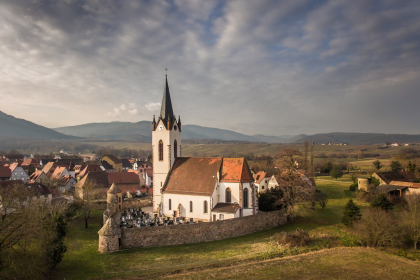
left=28, top=170, right=44, bottom=181
left=253, top=171, right=270, bottom=184
left=9, top=162, right=19, bottom=172
left=52, top=166, right=66, bottom=178
left=107, top=172, right=140, bottom=185
left=78, top=165, right=103, bottom=178
left=212, top=203, right=240, bottom=213
left=21, top=158, right=39, bottom=166
left=0, top=166, right=11, bottom=178
left=220, top=158, right=253, bottom=183
left=102, top=155, right=122, bottom=164
left=74, top=171, right=109, bottom=189
left=163, top=157, right=223, bottom=196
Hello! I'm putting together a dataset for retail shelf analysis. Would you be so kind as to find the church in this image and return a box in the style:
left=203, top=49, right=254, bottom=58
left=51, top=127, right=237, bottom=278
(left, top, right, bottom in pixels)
left=152, top=76, right=259, bottom=221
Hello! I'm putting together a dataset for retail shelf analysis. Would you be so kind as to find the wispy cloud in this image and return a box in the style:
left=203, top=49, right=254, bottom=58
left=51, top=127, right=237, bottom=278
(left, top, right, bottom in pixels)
left=145, top=102, right=161, bottom=112
left=0, top=0, right=419, bottom=135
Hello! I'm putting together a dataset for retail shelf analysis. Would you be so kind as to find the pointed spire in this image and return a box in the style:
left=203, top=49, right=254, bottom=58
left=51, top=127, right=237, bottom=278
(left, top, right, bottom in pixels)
left=107, top=182, right=122, bottom=194
left=152, top=115, right=156, bottom=131
left=178, top=115, right=182, bottom=131
left=160, top=75, right=175, bottom=127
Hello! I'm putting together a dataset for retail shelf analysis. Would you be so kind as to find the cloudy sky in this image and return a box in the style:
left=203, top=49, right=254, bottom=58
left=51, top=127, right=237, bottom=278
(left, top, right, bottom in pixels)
left=1, top=0, right=420, bottom=136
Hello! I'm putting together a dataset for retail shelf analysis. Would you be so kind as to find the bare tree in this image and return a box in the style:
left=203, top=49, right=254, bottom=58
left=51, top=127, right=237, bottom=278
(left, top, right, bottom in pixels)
left=0, top=183, right=35, bottom=272
left=403, top=194, right=420, bottom=249
left=274, top=149, right=313, bottom=217
left=76, top=180, right=104, bottom=228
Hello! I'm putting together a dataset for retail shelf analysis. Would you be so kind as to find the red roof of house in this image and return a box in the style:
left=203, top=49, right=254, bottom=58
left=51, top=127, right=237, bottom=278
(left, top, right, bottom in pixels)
left=28, top=170, right=44, bottom=181
left=0, top=166, right=11, bottom=178
left=102, top=155, right=122, bottom=164
left=107, top=172, right=140, bottom=185
left=9, top=162, right=19, bottom=172
left=253, top=171, right=270, bottom=184
left=21, top=158, right=39, bottom=166
left=52, top=166, right=67, bottom=178
left=78, top=165, right=103, bottom=178
left=399, top=171, right=416, bottom=180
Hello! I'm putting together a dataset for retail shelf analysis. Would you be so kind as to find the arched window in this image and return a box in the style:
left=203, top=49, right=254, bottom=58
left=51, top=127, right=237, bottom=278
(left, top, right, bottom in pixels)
left=190, top=201, right=193, bottom=212
left=220, top=214, right=224, bottom=220
left=169, top=199, right=172, bottom=210
left=174, top=139, right=178, bottom=158
left=226, top=188, right=231, bottom=203
left=243, top=188, right=249, bottom=208
left=203, top=200, right=208, bottom=213
left=159, top=140, right=163, bottom=161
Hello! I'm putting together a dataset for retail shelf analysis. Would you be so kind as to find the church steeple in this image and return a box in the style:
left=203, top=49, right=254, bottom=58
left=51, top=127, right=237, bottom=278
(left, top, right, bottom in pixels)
left=159, top=76, right=175, bottom=127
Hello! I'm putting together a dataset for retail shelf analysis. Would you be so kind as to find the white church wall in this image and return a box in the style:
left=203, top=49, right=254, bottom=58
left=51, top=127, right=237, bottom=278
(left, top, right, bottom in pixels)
left=162, top=193, right=211, bottom=221
left=219, top=182, right=240, bottom=203
left=152, top=118, right=181, bottom=211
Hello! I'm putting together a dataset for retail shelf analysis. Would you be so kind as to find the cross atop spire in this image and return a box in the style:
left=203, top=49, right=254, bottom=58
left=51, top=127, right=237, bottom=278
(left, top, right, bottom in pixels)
left=165, top=68, right=168, bottom=76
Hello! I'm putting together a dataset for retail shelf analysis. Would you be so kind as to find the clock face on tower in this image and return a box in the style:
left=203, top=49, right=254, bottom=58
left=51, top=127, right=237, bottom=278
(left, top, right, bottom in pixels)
left=159, top=125, right=163, bottom=131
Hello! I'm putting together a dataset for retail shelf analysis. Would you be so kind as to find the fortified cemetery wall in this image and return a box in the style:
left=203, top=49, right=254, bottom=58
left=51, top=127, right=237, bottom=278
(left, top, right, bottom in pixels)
left=103, top=197, right=152, bottom=224
left=99, top=209, right=287, bottom=252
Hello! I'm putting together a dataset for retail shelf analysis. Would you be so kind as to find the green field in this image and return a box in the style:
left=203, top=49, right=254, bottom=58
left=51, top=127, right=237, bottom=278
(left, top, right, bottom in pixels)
left=52, top=175, right=420, bottom=279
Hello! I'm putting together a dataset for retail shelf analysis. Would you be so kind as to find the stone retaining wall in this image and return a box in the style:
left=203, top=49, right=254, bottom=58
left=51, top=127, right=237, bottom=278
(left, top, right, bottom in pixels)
left=121, top=210, right=286, bottom=249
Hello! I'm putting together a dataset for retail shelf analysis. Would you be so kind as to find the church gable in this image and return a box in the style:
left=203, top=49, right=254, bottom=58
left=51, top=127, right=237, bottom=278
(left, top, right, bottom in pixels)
left=220, top=158, right=253, bottom=183
left=163, top=157, right=222, bottom=196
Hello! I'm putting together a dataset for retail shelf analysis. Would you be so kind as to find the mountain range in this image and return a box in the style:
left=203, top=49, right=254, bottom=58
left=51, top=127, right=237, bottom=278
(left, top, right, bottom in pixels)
left=53, top=121, right=289, bottom=143
left=2, top=110, right=420, bottom=145
left=0, top=111, right=76, bottom=140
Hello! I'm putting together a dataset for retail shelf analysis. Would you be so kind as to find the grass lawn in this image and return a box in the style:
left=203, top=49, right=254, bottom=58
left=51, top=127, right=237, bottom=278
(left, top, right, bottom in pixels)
left=166, top=247, right=420, bottom=280
left=53, top=176, right=414, bottom=279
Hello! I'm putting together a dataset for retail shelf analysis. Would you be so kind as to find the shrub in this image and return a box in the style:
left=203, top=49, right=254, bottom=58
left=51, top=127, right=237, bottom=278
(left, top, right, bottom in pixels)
left=271, top=228, right=310, bottom=247
left=353, top=208, right=400, bottom=248
left=342, top=199, right=362, bottom=227
left=371, top=193, right=393, bottom=211
left=349, top=183, right=357, bottom=192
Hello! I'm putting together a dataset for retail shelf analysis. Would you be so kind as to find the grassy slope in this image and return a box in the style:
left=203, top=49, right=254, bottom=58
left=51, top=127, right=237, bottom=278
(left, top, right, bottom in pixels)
left=53, top=176, right=414, bottom=280
left=167, top=247, right=420, bottom=280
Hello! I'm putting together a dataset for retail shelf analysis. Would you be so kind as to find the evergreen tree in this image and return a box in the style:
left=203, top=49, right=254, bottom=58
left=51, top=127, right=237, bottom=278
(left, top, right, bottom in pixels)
left=330, top=165, right=343, bottom=180
left=370, top=193, right=393, bottom=211
left=390, top=161, right=402, bottom=172
left=373, top=160, right=382, bottom=171
left=342, top=199, right=362, bottom=227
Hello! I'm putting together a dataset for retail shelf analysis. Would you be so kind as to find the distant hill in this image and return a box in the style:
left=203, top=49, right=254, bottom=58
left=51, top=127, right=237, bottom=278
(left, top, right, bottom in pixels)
left=296, top=132, right=420, bottom=145
left=54, top=122, right=288, bottom=143
left=0, top=111, right=76, bottom=140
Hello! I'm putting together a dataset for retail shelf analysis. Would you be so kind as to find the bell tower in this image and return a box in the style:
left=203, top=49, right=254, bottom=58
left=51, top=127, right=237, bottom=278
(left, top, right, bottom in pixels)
left=152, top=74, right=181, bottom=211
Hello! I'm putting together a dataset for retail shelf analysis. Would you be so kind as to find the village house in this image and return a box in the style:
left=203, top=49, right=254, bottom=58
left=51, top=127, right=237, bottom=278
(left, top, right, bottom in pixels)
left=42, top=162, right=58, bottom=178
left=372, top=171, right=415, bottom=185
left=101, top=160, right=115, bottom=173
left=0, top=166, right=11, bottom=181
left=152, top=76, right=258, bottom=221
left=121, top=159, right=133, bottom=171
left=253, top=171, right=271, bottom=193
left=107, top=172, right=141, bottom=196
left=28, top=170, right=49, bottom=184
left=101, top=155, right=123, bottom=172
left=9, top=162, right=29, bottom=182
left=133, top=160, right=152, bottom=172
left=77, top=165, right=103, bottom=181
left=74, top=171, right=109, bottom=199
left=59, top=176, right=77, bottom=193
